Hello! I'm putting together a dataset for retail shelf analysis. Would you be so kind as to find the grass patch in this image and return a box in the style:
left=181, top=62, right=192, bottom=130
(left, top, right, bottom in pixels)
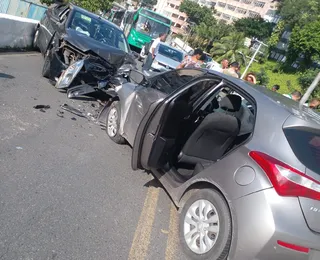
left=242, top=60, right=300, bottom=94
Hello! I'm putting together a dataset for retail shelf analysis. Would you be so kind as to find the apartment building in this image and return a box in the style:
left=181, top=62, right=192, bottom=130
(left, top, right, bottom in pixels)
left=155, top=0, right=189, bottom=34
left=213, top=0, right=279, bottom=23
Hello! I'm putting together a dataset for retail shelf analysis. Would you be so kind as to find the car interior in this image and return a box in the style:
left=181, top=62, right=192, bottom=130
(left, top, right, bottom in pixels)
left=149, top=78, right=256, bottom=180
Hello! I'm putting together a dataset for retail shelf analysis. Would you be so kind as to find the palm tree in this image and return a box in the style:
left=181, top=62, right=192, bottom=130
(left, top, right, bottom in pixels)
left=211, top=32, right=248, bottom=65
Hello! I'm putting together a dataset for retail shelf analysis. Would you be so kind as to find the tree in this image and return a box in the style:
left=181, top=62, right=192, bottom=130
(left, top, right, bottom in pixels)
left=179, top=0, right=216, bottom=26
left=267, top=20, right=285, bottom=49
left=298, top=69, right=320, bottom=98
left=40, top=0, right=113, bottom=12
left=188, top=21, right=234, bottom=50
left=210, top=32, right=248, bottom=65
left=141, top=0, right=157, bottom=8
left=286, top=18, right=320, bottom=69
left=233, top=17, right=274, bottom=40
left=278, top=0, right=320, bottom=29
left=256, top=68, right=270, bottom=86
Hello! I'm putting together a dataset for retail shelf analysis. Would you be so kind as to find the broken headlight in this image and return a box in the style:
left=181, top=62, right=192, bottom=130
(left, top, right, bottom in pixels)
left=55, top=59, right=84, bottom=89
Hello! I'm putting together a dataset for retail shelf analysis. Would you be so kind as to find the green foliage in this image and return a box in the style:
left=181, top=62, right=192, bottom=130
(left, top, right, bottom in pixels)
left=245, top=60, right=300, bottom=94
left=141, top=0, right=157, bottom=7
left=179, top=0, right=216, bottom=26
left=267, top=20, right=285, bottom=49
left=233, top=17, right=274, bottom=40
left=188, top=21, right=234, bottom=50
left=211, top=32, right=248, bottom=65
left=298, top=69, right=320, bottom=98
left=40, top=0, right=113, bottom=12
left=278, top=0, right=320, bottom=29
left=286, top=18, right=320, bottom=70
left=256, top=68, right=270, bottom=86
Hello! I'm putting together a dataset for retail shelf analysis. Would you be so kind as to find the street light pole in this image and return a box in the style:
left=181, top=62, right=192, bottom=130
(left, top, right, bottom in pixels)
left=240, top=39, right=267, bottom=79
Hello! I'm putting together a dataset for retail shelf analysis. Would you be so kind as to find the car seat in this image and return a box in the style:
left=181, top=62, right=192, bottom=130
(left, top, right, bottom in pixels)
left=177, top=94, right=242, bottom=165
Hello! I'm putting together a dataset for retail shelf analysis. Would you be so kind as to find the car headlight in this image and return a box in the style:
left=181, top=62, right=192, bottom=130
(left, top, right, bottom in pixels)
left=55, top=60, right=84, bottom=89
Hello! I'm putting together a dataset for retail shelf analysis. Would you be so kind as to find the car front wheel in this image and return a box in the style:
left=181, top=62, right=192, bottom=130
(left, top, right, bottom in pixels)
left=106, top=101, right=126, bottom=144
left=180, top=189, right=232, bottom=260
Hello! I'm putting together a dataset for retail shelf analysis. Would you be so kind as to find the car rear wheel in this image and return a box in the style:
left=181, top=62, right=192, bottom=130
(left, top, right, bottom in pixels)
left=42, top=49, right=51, bottom=78
left=180, top=189, right=231, bottom=260
left=106, top=101, right=126, bottom=144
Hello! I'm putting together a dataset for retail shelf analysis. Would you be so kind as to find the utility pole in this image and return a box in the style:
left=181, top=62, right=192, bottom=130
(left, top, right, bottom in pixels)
left=241, top=39, right=268, bottom=79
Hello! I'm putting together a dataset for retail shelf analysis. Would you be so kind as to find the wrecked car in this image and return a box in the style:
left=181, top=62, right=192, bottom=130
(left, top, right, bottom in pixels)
left=33, top=3, right=137, bottom=84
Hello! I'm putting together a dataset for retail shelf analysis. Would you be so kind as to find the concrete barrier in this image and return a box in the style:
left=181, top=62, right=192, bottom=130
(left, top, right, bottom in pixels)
left=0, top=14, right=38, bottom=50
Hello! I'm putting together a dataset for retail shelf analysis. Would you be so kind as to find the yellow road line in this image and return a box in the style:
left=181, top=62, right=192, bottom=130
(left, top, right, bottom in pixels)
left=165, top=203, right=179, bottom=260
left=128, top=185, right=160, bottom=260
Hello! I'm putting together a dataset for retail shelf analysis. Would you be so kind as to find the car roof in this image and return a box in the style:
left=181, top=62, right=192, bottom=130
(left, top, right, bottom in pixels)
left=69, top=4, right=123, bottom=32
left=206, top=69, right=320, bottom=125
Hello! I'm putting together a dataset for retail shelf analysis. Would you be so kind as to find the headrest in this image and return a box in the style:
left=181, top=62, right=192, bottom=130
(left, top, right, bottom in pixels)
left=220, top=94, right=242, bottom=112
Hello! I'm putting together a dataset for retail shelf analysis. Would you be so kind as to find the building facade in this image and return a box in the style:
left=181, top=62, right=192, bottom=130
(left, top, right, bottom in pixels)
left=154, top=0, right=189, bottom=35
left=212, top=0, right=279, bottom=23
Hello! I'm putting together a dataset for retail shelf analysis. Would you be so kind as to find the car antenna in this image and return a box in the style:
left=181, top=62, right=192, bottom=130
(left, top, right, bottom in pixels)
left=299, top=71, right=320, bottom=110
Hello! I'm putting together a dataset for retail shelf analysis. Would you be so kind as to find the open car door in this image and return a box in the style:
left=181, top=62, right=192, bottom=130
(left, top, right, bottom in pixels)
left=131, top=74, right=220, bottom=171
left=131, top=90, right=190, bottom=171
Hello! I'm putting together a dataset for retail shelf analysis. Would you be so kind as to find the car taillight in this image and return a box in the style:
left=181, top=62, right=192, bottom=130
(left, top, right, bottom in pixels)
left=249, top=151, right=320, bottom=201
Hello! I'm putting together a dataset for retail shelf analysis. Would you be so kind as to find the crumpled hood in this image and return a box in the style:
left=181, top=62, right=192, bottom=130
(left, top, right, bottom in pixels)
left=63, top=28, right=128, bottom=69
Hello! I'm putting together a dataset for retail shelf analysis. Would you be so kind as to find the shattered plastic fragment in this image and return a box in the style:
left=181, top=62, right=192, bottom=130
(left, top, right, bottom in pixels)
left=33, top=105, right=50, bottom=109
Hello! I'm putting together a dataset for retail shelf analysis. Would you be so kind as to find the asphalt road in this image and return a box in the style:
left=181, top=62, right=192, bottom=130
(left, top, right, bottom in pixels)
left=0, top=53, right=184, bottom=260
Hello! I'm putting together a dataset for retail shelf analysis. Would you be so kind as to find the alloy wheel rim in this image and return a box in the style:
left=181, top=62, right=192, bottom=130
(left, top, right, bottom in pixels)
left=107, top=107, right=118, bottom=137
left=184, top=199, right=220, bottom=254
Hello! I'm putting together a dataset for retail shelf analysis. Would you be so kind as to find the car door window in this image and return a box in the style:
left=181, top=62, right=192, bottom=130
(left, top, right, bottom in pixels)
left=149, top=69, right=205, bottom=95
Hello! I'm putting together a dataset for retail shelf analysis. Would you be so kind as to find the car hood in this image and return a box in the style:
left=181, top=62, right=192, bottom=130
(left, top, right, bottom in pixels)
left=155, top=54, right=181, bottom=69
left=63, top=28, right=128, bottom=69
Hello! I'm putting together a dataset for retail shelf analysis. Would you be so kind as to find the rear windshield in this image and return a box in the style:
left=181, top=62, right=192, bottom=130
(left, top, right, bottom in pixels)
left=284, top=127, right=320, bottom=174
left=158, top=44, right=183, bottom=62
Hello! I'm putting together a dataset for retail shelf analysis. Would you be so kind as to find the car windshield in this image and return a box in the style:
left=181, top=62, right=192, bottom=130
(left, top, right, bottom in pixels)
left=68, top=11, right=129, bottom=53
left=133, top=15, right=170, bottom=38
left=157, top=44, right=184, bottom=62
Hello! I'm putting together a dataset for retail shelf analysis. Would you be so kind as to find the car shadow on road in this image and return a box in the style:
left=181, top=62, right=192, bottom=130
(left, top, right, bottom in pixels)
left=0, top=73, right=14, bottom=79
left=143, top=174, right=163, bottom=189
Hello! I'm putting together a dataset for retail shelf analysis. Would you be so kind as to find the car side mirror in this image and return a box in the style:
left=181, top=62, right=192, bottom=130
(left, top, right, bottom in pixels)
left=129, top=69, right=146, bottom=85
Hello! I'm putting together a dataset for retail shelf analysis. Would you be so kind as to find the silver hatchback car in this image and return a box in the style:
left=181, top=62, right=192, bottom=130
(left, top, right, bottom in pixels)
left=99, top=69, right=320, bottom=260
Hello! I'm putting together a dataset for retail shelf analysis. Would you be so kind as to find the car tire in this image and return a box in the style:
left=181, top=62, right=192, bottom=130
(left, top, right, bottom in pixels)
left=42, top=49, right=51, bottom=78
left=106, top=101, right=126, bottom=144
left=179, top=189, right=232, bottom=260
left=33, top=28, right=39, bottom=50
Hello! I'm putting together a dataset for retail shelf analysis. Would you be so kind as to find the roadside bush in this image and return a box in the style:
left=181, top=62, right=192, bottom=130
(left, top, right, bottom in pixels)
left=256, top=68, right=269, bottom=86
left=245, top=60, right=300, bottom=94
left=298, top=69, right=320, bottom=98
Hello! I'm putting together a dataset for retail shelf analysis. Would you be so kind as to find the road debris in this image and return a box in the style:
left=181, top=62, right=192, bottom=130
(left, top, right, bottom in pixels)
left=57, top=110, right=64, bottom=118
left=33, top=104, right=51, bottom=113
left=60, top=103, right=87, bottom=118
